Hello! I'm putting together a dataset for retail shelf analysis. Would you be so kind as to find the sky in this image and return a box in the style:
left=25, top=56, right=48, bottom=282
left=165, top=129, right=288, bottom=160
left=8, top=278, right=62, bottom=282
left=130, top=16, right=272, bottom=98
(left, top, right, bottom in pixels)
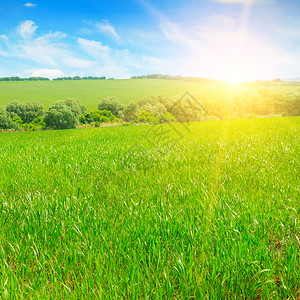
left=0, top=0, right=300, bottom=81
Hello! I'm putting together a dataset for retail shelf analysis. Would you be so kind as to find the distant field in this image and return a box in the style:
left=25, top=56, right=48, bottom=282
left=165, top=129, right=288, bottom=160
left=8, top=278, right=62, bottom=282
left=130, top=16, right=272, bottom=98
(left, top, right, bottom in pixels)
left=0, top=117, right=299, bottom=298
left=1, top=79, right=300, bottom=110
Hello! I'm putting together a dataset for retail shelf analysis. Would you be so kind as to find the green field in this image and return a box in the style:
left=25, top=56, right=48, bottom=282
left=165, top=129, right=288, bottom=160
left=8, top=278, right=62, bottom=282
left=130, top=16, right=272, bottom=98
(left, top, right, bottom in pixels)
left=0, top=117, right=299, bottom=298
left=1, top=79, right=300, bottom=110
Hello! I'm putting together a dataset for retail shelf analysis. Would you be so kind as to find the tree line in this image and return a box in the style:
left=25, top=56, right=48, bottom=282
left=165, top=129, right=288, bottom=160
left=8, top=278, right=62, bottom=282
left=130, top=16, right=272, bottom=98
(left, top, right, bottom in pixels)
left=131, top=74, right=300, bottom=86
left=0, top=77, right=50, bottom=82
left=0, top=90, right=299, bottom=132
left=131, top=74, right=219, bottom=83
left=53, top=76, right=109, bottom=81
left=2, top=74, right=300, bottom=85
left=0, top=76, right=110, bottom=82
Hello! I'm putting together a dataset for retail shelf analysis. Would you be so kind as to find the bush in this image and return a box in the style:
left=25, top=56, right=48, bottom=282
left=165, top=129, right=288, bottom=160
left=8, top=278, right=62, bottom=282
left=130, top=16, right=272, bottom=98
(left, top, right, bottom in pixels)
left=6, top=101, right=24, bottom=118
left=21, top=123, right=38, bottom=131
left=98, top=97, right=125, bottom=118
left=79, top=113, right=93, bottom=125
left=159, top=112, right=176, bottom=123
left=32, top=117, right=45, bottom=129
left=90, top=110, right=116, bottom=123
left=57, top=99, right=86, bottom=119
left=22, top=102, right=44, bottom=123
left=124, top=103, right=140, bottom=122
left=44, top=104, right=78, bottom=130
left=137, top=110, right=159, bottom=123
left=0, top=106, right=19, bottom=130
left=12, top=116, right=23, bottom=125
left=6, top=101, right=43, bottom=123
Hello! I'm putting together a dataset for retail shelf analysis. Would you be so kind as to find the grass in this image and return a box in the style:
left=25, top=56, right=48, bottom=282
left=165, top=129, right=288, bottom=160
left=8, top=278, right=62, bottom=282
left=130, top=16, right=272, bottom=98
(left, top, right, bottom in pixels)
left=1, top=79, right=300, bottom=110
left=0, top=117, right=299, bottom=298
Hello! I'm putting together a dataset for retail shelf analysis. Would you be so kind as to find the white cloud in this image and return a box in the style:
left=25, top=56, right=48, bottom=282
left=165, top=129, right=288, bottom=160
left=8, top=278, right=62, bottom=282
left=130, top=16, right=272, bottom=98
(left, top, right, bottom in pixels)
left=199, top=14, right=238, bottom=33
left=62, top=56, right=95, bottom=68
left=95, top=21, right=119, bottom=41
left=0, top=49, right=9, bottom=57
left=29, top=69, right=64, bottom=79
left=24, top=2, right=37, bottom=7
left=160, top=14, right=250, bottom=54
left=160, top=22, right=198, bottom=48
left=17, top=20, right=38, bottom=39
left=18, top=36, right=95, bottom=69
left=161, top=16, right=239, bottom=49
left=271, top=17, right=300, bottom=41
left=44, top=31, right=67, bottom=39
left=77, top=38, right=110, bottom=60
left=77, top=37, right=172, bottom=78
left=4, top=15, right=296, bottom=81
left=0, top=34, right=8, bottom=41
left=158, top=13, right=300, bottom=80
left=77, top=37, right=129, bottom=77
left=0, top=35, right=9, bottom=57
left=8, top=28, right=94, bottom=70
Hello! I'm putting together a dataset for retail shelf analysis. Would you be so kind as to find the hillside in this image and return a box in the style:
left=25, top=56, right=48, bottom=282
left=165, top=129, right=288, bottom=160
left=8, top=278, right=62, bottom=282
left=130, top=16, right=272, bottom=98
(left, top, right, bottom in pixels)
left=1, top=79, right=300, bottom=110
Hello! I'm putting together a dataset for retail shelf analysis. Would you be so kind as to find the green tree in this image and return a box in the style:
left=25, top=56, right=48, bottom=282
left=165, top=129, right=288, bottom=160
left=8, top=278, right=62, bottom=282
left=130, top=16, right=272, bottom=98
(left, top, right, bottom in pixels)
left=6, top=100, right=43, bottom=123
left=124, top=103, right=140, bottom=122
left=44, top=103, right=78, bottom=130
left=90, top=110, right=117, bottom=123
left=6, top=101, right=24, bottom=118
left=98, top=97, right=125, bottom=118
left=159, top=112, right=176, bottom=123
left=57, top=99, right=86, bottom=119
left=12, top=116, right=23, bottom=125
left=79, top=113, right=93, bottom=125
left=22, top=102, right=44, bottom=123
left=287, top=94, right=300, bottom=116
left=32, top=117, right=45, bottom=129
left=0, top=106, right=19, bottom=130
left=137, top=110, right=159, bottom=123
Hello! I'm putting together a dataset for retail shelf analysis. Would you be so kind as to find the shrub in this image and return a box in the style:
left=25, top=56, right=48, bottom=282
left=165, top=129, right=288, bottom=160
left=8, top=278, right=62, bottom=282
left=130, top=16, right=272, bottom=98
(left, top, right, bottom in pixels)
left=79, top=113, right=93, bottom=125
left=159, top=112, right=176, bottom=123
left=124, top=103, right=140, bottom=122
left=6, top=101, right=43, bottom=123
left=137, top=110, right=159, bottom=123
left=21, top=123, right=38, bottom=131
left=98, top=97, right=125, bottom=118
left=12, top=116, right=23, bottom=125
left=6, top=101, right=24, bottom=118
left=90, top=110, right=116, bottom=123
left=0, top=106, right=19, bottom=130
left=32, top=117, right=45, bottom=129
left=22, top=102, right=44, bottom=123
left=57, top=99, right=86, bottom=119
left=44, top=104, right=78, bottom=130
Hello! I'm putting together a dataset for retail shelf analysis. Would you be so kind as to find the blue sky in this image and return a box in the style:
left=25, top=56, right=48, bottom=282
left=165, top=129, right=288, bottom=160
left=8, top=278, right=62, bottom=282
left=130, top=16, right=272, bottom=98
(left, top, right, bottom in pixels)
left=0, top=0, right=300, bottom=80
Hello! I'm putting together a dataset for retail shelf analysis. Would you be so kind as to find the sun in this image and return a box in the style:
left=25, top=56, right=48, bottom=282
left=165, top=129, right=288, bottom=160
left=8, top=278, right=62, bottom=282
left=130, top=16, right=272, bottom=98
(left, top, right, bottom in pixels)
left=213, top=55, right=255, bottom=83
left=222, top=70, right=244, bottom=84
left=216, top=64, right=249, bottom=83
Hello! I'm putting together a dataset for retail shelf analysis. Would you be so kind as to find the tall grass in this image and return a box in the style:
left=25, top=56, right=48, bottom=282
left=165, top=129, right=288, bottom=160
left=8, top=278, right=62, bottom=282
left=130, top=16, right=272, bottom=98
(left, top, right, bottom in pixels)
left=0, top=117, right=299, bottom=298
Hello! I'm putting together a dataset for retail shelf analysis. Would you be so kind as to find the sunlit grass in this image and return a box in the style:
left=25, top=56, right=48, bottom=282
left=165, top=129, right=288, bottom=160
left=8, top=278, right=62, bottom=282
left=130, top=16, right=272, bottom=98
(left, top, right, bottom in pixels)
left=0, top=79, right=300, bottom=110
left=0, top=117, right=299, bottom=298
